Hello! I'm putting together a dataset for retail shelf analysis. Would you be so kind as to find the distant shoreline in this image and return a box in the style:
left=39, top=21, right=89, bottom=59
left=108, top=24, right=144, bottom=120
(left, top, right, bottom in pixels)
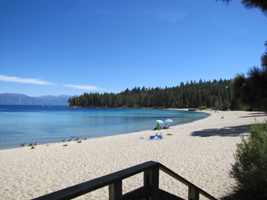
left=66, top=105, right=203, bottom=111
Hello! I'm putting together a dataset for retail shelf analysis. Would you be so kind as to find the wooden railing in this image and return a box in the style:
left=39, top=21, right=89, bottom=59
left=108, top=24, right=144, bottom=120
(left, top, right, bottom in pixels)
left=33, top=161, right=217, bottom=200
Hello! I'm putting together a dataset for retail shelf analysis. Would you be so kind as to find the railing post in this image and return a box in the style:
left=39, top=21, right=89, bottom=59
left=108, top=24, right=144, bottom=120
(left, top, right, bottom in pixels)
left=188, top=186, right=199, bottom=200
left=144, top=166, right=159, bottom=200
left=109, top=180, right=122, bottom=200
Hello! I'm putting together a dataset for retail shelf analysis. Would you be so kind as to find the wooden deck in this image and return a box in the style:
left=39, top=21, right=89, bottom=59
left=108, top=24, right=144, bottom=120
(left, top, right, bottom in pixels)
left=33, top=161, right=217, bottom=200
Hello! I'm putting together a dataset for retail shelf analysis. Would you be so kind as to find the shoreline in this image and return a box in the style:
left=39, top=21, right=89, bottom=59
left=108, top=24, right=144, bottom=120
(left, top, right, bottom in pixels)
left=0, top=110, right=266, bottom=199
left=0, top=112, right=209, bottom=151
left=0, top=108, right=209, bottom=151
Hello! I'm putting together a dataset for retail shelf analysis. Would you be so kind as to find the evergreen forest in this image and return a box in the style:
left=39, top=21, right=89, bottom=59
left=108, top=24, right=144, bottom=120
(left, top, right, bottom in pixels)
left=68, top=79, right=241, bottom=110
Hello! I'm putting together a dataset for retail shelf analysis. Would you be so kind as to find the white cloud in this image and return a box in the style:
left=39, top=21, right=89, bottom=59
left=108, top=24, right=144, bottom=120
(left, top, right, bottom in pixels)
left=0, top=75, right=54, bottom=85
left=63, top=84, right=104, bottom=90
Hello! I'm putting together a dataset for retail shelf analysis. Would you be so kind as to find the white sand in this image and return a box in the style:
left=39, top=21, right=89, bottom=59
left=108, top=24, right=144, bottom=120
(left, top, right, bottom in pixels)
left=0, top=110, right=266, bottom=199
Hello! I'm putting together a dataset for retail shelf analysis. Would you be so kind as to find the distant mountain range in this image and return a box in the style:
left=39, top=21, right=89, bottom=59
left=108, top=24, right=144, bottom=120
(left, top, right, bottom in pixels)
left=0, top=93, right=72, bottom=105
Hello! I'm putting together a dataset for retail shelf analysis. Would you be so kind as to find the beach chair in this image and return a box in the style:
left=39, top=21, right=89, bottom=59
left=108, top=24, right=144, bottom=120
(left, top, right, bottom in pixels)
left=150, top=135, right=155, bottom=140
left=150, top=133, right=162, bottom=140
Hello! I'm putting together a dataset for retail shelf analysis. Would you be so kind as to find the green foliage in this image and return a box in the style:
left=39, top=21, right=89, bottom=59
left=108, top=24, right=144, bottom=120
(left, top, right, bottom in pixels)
left=261, top=41, right=267, bottom=67
left=222, top=100, right=230, bottom=110
left=218, top=0, right=267, bottom=16
left=230, top=98, right=241, bottom=110
left=241, top=0, right=267, bottom=16
left=230, top=120, right=267, bottom=200
left=198, top=105, right=207, bottom=110
left=233, top=66, right=267, bottom=112
left=68, top=79, right=233, bottom=109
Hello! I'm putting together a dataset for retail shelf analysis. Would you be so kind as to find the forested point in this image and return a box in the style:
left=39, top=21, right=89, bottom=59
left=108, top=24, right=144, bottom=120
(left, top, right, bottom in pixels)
left=68, top=79, right=250, bottom=110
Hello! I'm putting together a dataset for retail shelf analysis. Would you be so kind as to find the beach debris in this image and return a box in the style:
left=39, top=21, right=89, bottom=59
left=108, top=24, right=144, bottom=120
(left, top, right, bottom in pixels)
left=63, top=144, right=68, bottom=147
left=20, top=143, right=26, bottom=147
left=77, top=140, right=82, bottom=143
left=61, top=139, right=66, bottom=142
left=68, top=139, right=72, bottom=142
left=166, top=133, right=173, bottom=136
left=138, top=137, right=145, bottom=139
left=221, top=116, right=224, bottom=119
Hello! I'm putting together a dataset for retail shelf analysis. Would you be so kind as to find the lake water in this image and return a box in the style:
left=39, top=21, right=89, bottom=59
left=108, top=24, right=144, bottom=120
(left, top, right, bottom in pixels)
left=0, top=105, right=209, bottom=149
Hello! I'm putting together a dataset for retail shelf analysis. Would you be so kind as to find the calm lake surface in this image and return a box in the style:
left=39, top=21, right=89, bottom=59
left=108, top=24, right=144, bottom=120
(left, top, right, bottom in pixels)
left=0, top=105, right=209, bottom=149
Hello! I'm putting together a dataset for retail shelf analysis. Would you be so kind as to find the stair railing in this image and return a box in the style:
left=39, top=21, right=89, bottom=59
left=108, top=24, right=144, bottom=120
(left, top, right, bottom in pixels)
left=33, top=161, right=217, bottom=200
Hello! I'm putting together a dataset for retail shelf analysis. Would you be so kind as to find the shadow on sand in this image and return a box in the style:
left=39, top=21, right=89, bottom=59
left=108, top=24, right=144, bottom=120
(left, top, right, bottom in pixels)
left=191, top=124, right=252, bottom=137
left=239, top=112, right=266, bottom=119
left=220, top=194, right=239, bottom=200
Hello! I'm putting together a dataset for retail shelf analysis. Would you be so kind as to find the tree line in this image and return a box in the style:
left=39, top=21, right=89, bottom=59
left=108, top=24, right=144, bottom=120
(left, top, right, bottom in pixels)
left=68, top=79, right=239, bottom=110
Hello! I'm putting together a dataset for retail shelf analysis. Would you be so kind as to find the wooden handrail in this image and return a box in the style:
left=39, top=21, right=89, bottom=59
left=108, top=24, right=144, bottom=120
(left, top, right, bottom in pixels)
left=33, top=161, right=217, bottom=200
left=159, top=164, right=216, bottom=200
left=33, top=161, right=158, bottom=200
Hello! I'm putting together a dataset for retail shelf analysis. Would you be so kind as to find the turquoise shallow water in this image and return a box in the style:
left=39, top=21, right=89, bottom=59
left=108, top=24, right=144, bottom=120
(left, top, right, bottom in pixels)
left=0, top=105, right=209, bottom=149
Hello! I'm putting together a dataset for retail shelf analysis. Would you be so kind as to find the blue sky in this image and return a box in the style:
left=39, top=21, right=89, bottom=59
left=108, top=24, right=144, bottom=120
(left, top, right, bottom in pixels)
left=0, top=0, right=266, bottom=97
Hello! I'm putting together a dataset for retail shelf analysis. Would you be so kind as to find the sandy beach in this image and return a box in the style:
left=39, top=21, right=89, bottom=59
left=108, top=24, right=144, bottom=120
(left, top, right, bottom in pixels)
left=0, top=110, right=266, bottom=199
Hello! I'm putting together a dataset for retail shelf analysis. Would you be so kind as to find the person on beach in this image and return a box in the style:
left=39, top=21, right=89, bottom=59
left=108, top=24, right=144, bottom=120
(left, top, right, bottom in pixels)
left=163, top=124, right=169, bottom=129
left=153, top=124, right=162, bottom=130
